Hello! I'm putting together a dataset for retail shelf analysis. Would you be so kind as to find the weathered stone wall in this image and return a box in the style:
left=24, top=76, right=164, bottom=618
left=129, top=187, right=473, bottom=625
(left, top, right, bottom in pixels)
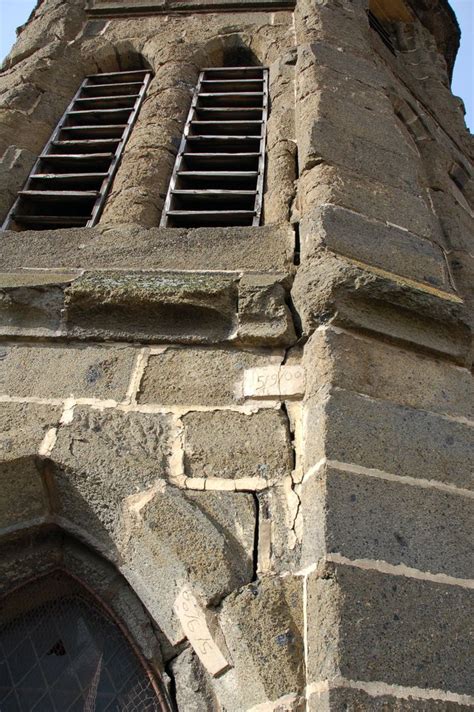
left=0, top=0, right=472, bottom=709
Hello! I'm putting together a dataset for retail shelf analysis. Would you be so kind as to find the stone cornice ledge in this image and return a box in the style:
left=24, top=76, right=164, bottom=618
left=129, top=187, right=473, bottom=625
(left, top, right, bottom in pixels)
left=291, top=251, right=472, bottom=367
left=86, top=0, right=295, bottom=16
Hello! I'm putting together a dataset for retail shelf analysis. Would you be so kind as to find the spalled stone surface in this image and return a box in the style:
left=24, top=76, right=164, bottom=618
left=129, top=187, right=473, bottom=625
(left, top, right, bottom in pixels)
left=65, top=271, right=238, bottom=343
left=308, top=688, right=472, bottom=711
left=0, top=343, right=138, bottom=400
left=302, top=464, right=474, bottom=579
left=307, top=563, right=474, bottom=695
left=0, top=271, right=78, bottom=338
left=220, top=575, right=304, bottom=706
left=238, top=275, right=296, bottom=347
left=0, top=270, right=297, bottom=346
left=182, top=409, right=293, bottom=480
left=50, top=407, right=172, bottom=543
left=305, top=327, right=474, bottom=420
left=304, top=389, right=474, bottom=491
left=138, top=346, right=280, bottom=406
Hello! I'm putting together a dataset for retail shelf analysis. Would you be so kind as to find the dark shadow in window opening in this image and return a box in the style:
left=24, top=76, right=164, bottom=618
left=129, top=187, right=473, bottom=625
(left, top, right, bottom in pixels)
left=0, top=569, right=168, bottom=711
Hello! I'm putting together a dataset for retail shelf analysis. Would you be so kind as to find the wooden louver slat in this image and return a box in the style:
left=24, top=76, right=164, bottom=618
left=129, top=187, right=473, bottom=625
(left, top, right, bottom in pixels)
left=160, top=66, right=269, bottom=228
left=2, top=69, right=152, bottom=231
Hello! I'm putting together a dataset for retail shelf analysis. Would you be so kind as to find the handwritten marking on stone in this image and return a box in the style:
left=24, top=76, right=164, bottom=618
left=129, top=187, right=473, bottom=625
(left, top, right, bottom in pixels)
left=243, top=365, right=305, bottom=399
left=174, top=586, right=230, bottom=677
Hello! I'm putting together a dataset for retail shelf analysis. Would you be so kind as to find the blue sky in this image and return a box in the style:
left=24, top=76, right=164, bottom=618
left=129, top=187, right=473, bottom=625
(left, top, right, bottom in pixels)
left=0, top=0, right=472, bottom=130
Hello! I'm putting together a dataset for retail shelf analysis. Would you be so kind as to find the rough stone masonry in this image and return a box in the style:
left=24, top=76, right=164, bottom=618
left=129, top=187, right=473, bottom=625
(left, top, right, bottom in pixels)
left=0, top=0, right=473, bottom=709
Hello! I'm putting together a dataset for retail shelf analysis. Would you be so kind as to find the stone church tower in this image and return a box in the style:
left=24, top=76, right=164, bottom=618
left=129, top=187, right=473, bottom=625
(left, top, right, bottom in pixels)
left=0, top=0, right=472, bottom=709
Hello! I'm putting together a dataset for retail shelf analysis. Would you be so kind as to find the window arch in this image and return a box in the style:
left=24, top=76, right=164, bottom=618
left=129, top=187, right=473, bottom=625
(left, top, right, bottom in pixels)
left=160, top=50, right=269, bottom=228
left=0, top=570, right=168, bottom=711
left=2, top=67, right=152, bottom=232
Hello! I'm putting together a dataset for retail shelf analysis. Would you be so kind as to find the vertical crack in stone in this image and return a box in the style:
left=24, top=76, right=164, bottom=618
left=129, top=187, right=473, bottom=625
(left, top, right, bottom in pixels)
left=281, top=401, right=302, bottom=550
left=164, top=657, right=179, bottom=712
left=252, top=492, right=260, bottom=582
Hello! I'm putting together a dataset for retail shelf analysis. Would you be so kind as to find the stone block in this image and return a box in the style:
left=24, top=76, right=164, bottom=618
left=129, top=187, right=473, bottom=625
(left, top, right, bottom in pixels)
left=0, top=402, right=61, bottom=533
left=298, top=163, right=442, bottom=242
left=308, top=687, right=472, bottom=711
left=291, top=252, right=470, bottom=363
left=0, top=271, right=78, bottom=338
left=182, top=409, right=293, bottom=481
left=300, top=205, right=449, bottom=289
left=0, top=402, right=62, bottom=461
left=307, top=563, right=474, bottom=695
left=174, top=586, right=230, bottom=676
left=88, top=0, right=294, bottom=14
left=220, top=575, right=304, bottom=705
left=305, top=328, right=474, bottom=420
left=430, top=190, right=474, bottom=256
left=297, top=61, right=392, bottom=115
left=297, top=110, right=419, bottom=192
left=297, top=42, right=388, bottom=92
left=51, top=407, right=172, bottom=543
left=265, top=140, right=297, bottom=224
left=0, top=224, right=294, bottom=273
left=60, top=536, right=163, bottom=665
left=170, top=649, right=216, bottom=712
left=304, top=389, right=474, bottom=491
left=138, top=346, right=279, bottom=406
left=302, top=464, right=473, bottom=579
left=65, top=271, right=238, bottom=343
left=0, top=343, right=138, bottom=401
left=0, top=145, right=36, bottom=224
left=0, top=458, right=46, bottom=531
left=308, top=93, right=414, bottom=160
left=243, top=364, right=305, bottom=400
left=295, top=0, right=371, bottom=55
left=124, top=488, right=256, bottom=641
left=0, top=529, right=63, bottom=596
left=238, top=275, right=296, bottom=347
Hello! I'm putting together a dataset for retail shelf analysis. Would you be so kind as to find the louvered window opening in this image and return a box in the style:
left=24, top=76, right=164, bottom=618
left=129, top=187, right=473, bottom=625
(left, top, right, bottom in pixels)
left=368, top=10, right=397, bottom=55
left=0, top=571, right=167, bottom=711
left=161, top=66, right=269, bottom=228
left=3, top=69, right=152, bottom=231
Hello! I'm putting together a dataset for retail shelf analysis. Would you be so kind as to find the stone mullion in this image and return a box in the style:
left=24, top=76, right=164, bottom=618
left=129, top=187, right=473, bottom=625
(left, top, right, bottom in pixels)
left=100, top=63, right=200, bottom=226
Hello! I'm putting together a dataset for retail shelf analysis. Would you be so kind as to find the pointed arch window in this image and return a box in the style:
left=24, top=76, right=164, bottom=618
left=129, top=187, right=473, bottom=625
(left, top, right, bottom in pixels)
left=2, top=69, right=152, bottom=231
left=0, top=570, right=167, bottom=711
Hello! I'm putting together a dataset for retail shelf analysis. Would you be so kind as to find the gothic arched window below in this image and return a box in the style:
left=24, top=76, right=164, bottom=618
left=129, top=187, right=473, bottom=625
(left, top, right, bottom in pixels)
left=0, top=570, right=167, bottom=711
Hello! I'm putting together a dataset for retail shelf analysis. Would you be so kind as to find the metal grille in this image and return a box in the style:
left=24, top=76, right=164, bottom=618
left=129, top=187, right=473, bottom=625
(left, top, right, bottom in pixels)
left=368, top=10, right=397, bottom=55
left=2, top=69, right=152, bottom=231
left=0, top=571, right=166, bottom=711
left=161, top=65, right=269, bottom=227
